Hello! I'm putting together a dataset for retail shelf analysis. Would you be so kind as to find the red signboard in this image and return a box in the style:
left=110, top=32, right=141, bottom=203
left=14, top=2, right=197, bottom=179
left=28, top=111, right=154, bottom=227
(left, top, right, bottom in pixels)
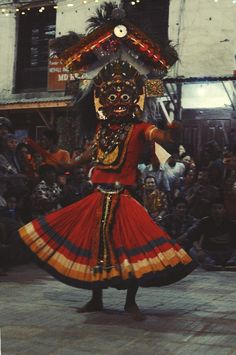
left=48, top=52, right=76, bottom=91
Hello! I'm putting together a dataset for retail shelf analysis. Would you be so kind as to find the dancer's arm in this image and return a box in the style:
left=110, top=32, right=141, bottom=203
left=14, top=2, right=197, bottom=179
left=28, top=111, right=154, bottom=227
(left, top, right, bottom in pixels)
left=73, top=146, right=94, bottom=166
left=145, top=121, right=180, bottom=144
left=26, top=137, right=68, bottom=169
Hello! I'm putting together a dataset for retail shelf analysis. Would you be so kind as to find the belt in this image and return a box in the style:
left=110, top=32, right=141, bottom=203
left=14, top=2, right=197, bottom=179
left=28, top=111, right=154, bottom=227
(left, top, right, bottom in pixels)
left=96, top=182, right=124, bottom=194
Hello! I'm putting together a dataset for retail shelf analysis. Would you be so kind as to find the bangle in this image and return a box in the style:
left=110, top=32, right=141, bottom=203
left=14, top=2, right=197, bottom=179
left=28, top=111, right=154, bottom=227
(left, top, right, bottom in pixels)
left=145, top=126, right=158, bottom=141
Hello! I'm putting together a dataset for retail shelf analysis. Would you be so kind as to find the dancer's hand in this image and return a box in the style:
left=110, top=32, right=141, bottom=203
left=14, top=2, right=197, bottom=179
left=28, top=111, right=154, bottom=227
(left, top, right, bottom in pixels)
left=166, top=121, right=182, bottom=143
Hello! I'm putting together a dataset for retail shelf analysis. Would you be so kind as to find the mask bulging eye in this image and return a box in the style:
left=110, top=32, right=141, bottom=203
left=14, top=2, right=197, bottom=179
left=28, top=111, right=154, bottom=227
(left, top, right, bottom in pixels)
left=121, top=94, right=130, bottom=101
left=108, top=94, right=117, bottom=102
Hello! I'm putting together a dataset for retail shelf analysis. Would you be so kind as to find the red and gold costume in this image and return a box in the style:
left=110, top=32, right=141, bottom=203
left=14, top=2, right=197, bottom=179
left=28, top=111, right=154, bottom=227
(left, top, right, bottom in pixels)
left=18, top=61, right=196, bottom=290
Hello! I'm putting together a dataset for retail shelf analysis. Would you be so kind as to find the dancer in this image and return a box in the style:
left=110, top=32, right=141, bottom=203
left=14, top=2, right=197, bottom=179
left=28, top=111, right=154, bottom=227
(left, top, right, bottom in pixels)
left=18, top=60, right=196, bottom=320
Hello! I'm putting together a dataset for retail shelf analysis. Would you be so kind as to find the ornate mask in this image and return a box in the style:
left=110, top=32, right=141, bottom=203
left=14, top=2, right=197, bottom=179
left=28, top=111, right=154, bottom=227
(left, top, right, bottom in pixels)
left=94, top=60, right=145, bottom=121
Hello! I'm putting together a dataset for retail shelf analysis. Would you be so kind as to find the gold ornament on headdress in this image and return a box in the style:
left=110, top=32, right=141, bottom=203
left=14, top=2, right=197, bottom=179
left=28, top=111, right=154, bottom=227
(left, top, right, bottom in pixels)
left=145, top=79, right=164, bottom=97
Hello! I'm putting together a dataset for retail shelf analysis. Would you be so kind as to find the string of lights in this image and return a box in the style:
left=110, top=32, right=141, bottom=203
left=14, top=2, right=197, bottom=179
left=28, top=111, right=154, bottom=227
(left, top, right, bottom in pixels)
left=0, top=0, right=142, bottom=17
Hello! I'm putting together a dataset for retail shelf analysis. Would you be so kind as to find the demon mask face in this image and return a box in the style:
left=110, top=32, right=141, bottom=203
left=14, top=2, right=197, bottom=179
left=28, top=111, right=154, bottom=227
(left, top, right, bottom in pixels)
left=94, top=60, right=145, bottom=121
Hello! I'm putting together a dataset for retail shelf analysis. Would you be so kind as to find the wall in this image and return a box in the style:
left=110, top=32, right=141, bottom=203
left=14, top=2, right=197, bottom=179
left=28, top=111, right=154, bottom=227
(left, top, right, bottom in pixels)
left=0, top=12, right=17, bottom=97
left=169, top=0, right=236, bottom=77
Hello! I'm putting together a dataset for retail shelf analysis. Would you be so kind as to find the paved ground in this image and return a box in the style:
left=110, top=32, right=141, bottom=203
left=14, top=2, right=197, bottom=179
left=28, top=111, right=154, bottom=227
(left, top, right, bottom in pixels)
left=0, top=265, right=236, bottom=355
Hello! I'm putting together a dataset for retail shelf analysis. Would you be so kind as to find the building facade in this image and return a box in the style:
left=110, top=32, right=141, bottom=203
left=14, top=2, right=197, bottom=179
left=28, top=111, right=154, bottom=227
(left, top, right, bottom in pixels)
left=0, top=0, right=236, bottom=153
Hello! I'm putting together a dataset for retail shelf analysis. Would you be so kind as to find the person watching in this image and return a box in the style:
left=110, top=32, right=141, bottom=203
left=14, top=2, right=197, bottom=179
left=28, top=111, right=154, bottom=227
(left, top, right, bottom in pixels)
left=189, top=200, right=236, bottom=270
left=141, top=175, right=168, bottom=223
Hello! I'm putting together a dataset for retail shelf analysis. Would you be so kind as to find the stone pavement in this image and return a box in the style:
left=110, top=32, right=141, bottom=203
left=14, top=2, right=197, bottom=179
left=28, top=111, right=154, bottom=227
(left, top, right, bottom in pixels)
left=0, top=264, right=236, bottom=355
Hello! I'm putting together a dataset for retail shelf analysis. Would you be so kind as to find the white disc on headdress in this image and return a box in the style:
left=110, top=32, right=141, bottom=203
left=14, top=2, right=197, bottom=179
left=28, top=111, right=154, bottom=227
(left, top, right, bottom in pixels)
left=114, top=25, right=128, bottom=38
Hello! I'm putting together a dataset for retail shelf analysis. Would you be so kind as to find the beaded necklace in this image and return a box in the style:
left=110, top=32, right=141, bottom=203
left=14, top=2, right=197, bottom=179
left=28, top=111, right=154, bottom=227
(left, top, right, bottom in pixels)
left=92, top=123, right=133, bottom=169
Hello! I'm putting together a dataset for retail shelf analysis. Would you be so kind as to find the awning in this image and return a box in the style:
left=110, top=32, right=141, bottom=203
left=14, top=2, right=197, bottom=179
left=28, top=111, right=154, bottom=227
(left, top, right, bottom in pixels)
left=0, top=96, right=73, bottom=111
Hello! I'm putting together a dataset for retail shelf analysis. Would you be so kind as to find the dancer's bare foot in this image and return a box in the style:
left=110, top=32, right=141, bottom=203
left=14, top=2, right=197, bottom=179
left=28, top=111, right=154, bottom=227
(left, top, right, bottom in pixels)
left=124, top=303, right=146, bottom=321
left=76, top=299, right=103, bottom=313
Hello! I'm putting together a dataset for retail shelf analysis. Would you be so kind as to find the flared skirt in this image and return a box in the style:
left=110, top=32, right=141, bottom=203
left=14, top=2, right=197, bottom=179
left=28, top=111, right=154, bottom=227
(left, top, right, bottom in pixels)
left=18, top=190, right=197, bottom=289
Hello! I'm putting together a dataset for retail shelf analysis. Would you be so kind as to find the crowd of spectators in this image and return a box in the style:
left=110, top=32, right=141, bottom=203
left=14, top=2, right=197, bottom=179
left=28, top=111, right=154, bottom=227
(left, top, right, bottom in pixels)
left=0, top=116, right=236, bottom=274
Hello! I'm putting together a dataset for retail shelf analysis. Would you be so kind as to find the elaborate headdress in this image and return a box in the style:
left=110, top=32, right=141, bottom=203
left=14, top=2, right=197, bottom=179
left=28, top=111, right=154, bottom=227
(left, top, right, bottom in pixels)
left=52, top=3, right=177, bottom=74
left=51, top=2, right=178, bottom=124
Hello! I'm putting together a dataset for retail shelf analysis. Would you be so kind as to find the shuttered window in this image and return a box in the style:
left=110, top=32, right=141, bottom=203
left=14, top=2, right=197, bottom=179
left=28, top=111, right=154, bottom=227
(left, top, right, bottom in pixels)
left=16, top=6, right=56, bottom=91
